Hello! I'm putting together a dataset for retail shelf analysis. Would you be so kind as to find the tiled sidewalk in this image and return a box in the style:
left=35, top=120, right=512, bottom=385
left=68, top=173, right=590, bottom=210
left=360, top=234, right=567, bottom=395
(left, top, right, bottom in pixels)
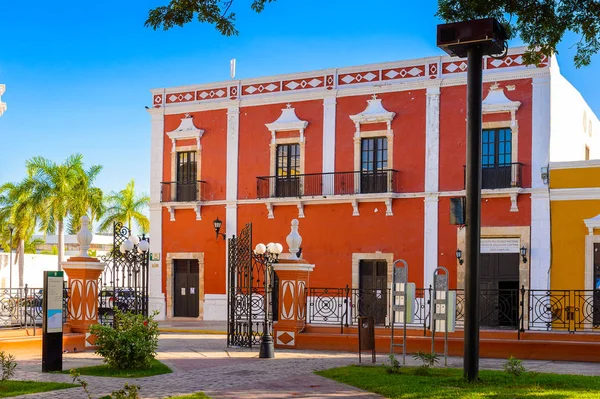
left=11, top=333, right=600, bottom=399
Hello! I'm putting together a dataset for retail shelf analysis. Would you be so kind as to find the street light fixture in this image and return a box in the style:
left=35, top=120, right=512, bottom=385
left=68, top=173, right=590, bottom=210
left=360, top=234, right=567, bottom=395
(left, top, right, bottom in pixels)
left=437, top=17, right=508, bottom=382
left=456, top=249, right=464, bottom=265
left=7, top=224, right=14, bottom=291
left=253, top=241, right=283, bottom=359
left=213, top=217, right=226, bottom=240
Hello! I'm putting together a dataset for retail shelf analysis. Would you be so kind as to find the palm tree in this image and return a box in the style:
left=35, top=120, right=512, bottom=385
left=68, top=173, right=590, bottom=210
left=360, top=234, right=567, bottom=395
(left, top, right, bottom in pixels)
left=68, top=164, right=105, bottom=234
left=98, top=179, right=150, bottom=234
left=27, top=154, right=103, bottom=269
left=0, top=178, right=43, bottom=286
left=24, top=237, right=44, bottom=254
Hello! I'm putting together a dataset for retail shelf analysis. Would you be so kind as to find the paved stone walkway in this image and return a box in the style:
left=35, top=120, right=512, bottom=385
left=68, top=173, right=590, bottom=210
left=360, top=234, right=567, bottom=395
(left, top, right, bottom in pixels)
left=11, top=333, right=600, bottom=398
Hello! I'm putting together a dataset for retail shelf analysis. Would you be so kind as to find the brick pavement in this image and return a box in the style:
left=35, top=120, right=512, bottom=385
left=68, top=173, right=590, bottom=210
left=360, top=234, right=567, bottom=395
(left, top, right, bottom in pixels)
left=10, top=333, right=600, bottom=399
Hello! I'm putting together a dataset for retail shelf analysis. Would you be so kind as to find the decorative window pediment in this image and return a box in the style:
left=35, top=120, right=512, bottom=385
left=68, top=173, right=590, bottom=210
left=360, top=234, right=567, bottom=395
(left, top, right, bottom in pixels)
left=350, top=95, right=396, bottom=130
left=167, top=113, right=204, bottom=151
left=483, top=83, right=521, bottom=126
left=265, top=104, right=309, bottom=142
left=584, top=213, right=600, bottom=235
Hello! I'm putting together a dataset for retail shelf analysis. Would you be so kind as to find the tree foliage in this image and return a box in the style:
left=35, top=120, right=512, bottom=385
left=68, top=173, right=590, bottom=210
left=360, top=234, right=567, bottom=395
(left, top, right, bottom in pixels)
left=98, top=180, right=150, bottom=234
left=146, top=0, right=600, bottom=67
left=145, top=0, right=276, bottom=36
left=437, top=0, right=600, bottom=67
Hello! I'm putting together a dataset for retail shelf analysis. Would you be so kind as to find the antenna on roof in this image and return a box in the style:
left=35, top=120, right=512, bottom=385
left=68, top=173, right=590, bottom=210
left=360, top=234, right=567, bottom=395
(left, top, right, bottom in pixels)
left=230, top=59, right=236, bottom=79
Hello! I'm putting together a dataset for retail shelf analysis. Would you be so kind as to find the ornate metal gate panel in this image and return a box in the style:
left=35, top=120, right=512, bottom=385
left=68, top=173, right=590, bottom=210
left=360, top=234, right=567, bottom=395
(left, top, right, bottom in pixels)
left=227, top=223, right=275, bottom=348
left=99, top=222, right=149, bottom=325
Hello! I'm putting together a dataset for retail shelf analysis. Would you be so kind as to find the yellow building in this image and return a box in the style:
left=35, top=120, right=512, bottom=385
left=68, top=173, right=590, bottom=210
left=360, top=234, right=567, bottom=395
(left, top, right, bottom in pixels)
left=550, top=160, right=600, bottom=292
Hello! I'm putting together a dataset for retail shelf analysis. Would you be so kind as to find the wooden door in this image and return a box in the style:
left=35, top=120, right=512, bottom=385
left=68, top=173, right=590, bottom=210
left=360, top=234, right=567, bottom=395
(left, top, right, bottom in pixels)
left=359, top=260, right=388, bottom=325
left=480, top=253, right=519, bottom=328
left=174, top=259, right=200, bottom=317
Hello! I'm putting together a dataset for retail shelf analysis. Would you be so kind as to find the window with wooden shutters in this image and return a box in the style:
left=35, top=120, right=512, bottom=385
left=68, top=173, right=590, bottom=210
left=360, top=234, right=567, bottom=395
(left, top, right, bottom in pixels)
left=176, top=151, right=197, bottom=201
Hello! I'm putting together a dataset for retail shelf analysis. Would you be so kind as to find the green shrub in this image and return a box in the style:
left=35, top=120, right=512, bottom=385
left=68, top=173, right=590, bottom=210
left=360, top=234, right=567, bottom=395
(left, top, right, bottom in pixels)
left=503, top=356, right=525, bottom=377
left=89, top=310, right=159, bottom=370
left=0, top=351, right=16, bottom=383
left=413, top=351, right=439, bottom=368
left=385, top=354, right=401, bottom=374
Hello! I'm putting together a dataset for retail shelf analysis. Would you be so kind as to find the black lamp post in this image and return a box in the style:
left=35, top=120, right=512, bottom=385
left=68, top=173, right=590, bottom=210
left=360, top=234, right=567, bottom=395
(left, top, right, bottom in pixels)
left=253, top=242, right=283, bottom=359
left=213, top=217, right=225, bottom=240
left=7, top=224, right=14, bottom=291
left=437, top=18, right=508, bottom=382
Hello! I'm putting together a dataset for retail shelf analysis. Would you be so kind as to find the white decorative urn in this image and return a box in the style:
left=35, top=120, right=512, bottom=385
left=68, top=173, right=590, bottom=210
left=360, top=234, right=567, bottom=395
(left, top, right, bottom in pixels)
left=77, top=215, right=93, bottom=257
left=286, top=219, right=302, bottom=260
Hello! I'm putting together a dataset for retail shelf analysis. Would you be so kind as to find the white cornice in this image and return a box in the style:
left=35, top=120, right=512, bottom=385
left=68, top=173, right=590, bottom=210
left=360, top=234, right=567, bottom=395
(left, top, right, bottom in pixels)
left=550, top=160, right=600, bottom=170
left=551, top=188, right=600, bottom=201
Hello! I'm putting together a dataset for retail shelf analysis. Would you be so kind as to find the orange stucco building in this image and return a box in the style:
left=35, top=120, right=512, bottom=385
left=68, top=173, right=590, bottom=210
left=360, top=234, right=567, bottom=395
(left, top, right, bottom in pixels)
left=146, top=47, right=598, bottom=322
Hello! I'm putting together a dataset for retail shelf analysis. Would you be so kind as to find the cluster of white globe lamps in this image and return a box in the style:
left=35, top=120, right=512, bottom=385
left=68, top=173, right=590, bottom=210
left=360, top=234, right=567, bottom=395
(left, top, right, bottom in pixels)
left=119, top=234, right=150, bottom=254
left=254, top=242, right=283, bottom=257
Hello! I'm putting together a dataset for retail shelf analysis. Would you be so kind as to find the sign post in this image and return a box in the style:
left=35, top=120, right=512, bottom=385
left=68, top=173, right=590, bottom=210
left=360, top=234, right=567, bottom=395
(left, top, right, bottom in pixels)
left=42, top=271, right=63, bottom=372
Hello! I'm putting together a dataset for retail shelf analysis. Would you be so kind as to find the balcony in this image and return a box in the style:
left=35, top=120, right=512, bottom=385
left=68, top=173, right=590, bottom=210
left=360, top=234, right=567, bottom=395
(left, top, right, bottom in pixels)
left=463, top=163, right=523, bottom=190
left=160, top=181, right=206, bottom=202
left=257, top=170, right=399, bottom=199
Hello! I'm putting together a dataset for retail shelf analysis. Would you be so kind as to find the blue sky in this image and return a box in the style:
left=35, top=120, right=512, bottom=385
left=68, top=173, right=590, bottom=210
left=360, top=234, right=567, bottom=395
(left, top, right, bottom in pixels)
left=1, top=0, right=599, bottom=198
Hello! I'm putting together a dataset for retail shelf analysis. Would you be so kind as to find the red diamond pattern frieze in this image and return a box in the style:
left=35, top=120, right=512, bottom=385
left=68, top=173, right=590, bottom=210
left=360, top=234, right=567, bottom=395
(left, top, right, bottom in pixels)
left=382, top=65, right=425, bottom=80
left=229, top=86, right=238, bottom=99
left=443, top=61, right=468, bottom=74
left=428, top=63, right=439, bottom=79
left=325, top=74, right=335, bottom=89
left=242, top=82, right=281, bottom=95
left=487, top=54, right=525, bottom=69
left=196, top=87, right=227, bottom=101
left=153, top=95, right=163, bottom=108
left=283, top=77, right=324, bottom=91
left=338, top=70, right=380, bottom=85
left=166, top=91, right=195, bottom=103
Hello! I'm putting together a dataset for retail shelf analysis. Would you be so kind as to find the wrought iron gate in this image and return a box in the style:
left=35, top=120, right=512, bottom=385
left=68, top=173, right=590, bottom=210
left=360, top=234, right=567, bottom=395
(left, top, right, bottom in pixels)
left=227, top=223, right=276, bottom=347
left=99, top=222, right=149, bottom=325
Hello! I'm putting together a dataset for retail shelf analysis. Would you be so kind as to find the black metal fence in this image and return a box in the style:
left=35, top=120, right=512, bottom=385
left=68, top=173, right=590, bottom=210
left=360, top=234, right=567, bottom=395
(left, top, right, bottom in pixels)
left=257, top=170, right=400, bottom=199
left=306, top=286, right=600, bottom=337
left=0, top=284, right=71, bottom=334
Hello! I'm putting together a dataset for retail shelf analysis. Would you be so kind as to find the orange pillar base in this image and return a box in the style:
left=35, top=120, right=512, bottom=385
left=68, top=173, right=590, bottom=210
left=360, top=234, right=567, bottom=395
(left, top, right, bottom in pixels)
left=273, top=260, right=314, bottom=349
left=62, top=257, right=106, bottom=348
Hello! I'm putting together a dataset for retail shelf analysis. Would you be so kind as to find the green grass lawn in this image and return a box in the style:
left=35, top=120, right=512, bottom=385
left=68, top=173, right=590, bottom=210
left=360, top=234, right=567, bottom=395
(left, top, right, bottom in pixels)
left=165, top=393, right=211, bottom=399
left=62, top=358, right=172, bottom=378
left=0, top=380, right=77, bottom=398
left=316, top=365, right=600, bottom=399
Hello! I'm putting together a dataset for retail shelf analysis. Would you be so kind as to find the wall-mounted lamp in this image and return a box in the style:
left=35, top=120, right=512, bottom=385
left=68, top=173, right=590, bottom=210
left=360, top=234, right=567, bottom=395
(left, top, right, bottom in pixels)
left=213, top=217, right=226, bottom=240
left=456, top=249, right=464, bottom=265
left=520, top=246, right=528, bottom=263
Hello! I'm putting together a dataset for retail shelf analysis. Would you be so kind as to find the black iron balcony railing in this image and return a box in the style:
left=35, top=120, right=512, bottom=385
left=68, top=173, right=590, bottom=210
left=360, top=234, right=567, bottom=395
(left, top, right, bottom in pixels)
left=463, top=163, right=523, bottom=189
left=160, top=181, right=206, bottom=202
left=257, top=170, right=399, bottom=199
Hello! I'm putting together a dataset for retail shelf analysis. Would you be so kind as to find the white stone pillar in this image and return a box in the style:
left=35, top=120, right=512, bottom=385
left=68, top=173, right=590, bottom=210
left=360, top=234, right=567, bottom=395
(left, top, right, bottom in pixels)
left=424, top=85, right=441, bottom=288
left=322, top=96, right=337, bottom=195
left=530, top=75, right=552, bottom=290
left=148, top=106, right=166, bottom=320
